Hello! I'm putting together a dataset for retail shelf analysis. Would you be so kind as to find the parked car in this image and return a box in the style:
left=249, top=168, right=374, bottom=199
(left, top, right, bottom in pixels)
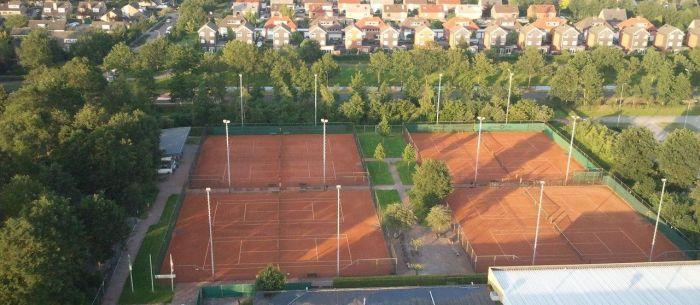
left=157, top=157, right=177, bottom=174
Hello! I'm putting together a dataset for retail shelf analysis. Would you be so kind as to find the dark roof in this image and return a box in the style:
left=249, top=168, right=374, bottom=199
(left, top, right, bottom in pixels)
left=160, top=127, right=190, bottom=157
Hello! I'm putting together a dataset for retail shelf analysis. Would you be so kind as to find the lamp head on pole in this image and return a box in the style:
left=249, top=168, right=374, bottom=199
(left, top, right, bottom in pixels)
left=336, top=185, right=341, bottom=190
left=321, top=118, right=329, bottom=124
left=477, top=116, right=485, bottom=121
left=206, top=187, right=211, bottom=192
left=439, top=73, right=443, bottom=77
left=540, top=180, right=545, bottom=186
left=571, top=115, right=580, bottom=121
left=238, top=73, right=242, bottom=78
left=222, top=119, right=230, bottom=124
left=661, top=178, right=667, bottom=183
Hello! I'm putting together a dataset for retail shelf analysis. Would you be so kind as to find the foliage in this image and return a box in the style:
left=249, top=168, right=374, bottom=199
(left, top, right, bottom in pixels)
left=410, top=159, right=452, bottom=218
left=403, top=145, right=417, bottom=163
left=410, top=238, right=423, bottom=252
left=332, top=274, right=487, bottom=288
left=611, top=127, right=658, bottom=182
left=255, top=265, right=286, bottom=291
left=569, top=120, right=617, bottom=167
left=18, top=29, right=63, bottom=69
left=508, top=99, right=553, bottom=122
left=425, top=205, right=452, bottom=235
left=382, top=203, right=416, bottom=235
left=374, top=142, right=386, bottom=161
left=657, top=129, right=700, bottom=188
left=377, top=116, right=391, bottom=136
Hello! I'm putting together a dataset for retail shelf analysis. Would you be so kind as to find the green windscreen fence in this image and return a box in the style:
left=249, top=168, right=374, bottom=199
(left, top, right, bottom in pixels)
left=200, top=282, right=312, bottom=299
left=208, top=123, right=354, bottom=135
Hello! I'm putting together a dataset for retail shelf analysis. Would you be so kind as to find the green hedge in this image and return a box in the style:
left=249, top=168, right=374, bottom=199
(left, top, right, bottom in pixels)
left=333, top=274, right=487, bottom=288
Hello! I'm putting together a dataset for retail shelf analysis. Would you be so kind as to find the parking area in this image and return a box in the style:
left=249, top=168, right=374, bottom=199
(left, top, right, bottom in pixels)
left=254, top=285, right=492, bottom=305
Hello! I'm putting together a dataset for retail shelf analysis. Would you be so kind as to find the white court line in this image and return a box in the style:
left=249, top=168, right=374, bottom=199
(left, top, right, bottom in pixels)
left=314, top=238, right=319, bottom=261
left=238, top=240, right=243, bottom=264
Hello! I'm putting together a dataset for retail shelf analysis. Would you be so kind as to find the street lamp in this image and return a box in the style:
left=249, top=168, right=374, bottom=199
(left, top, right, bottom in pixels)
left=321, top=119, right=329, bottom=188
left=436, top=73, right=443, bottom=124
left=314, top=74, right=318, bottom=126
left=239, top=74, right=244, bottom=126
left=336, top=184, right=341, bottom=277
left=506, top=69, right=514, bottom=124
left=205, top=187, right=215, bottom=277
left=565, top=115, right=580, bottom=183
left=649, top=178, right=667, bottom=262
left=532, top=181, right=545, bottom=265
left=223, top=119, right=231, bottom=190
left=474, top=116, right=485, bottom=183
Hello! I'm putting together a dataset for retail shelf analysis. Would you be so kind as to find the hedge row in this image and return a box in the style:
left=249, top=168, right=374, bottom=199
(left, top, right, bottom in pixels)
left=332, top=274, right=487, bottom=288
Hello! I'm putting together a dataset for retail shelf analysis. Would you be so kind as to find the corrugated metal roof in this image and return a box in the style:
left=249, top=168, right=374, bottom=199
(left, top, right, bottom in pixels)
left=160, top=127, right=190, bottom=157
left=489, top=261, right=700, bottom=305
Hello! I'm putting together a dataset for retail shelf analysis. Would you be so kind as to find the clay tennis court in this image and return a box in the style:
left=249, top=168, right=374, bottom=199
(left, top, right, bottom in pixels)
left=448, top=186, right=680, bottom=273
left=164, top=189, right=393, bottom=282
left=409, top=132, right=585, bottom=184
left=190, top=134, right=367, bottom=189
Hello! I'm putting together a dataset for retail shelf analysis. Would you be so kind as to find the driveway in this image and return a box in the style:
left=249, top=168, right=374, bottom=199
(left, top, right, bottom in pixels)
left=597, top=115, right=700, bottom=140
left=101, top=144, right=197, bottom=305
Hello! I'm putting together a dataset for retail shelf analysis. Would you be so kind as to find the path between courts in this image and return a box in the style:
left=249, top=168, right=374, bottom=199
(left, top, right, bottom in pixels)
left=364, top=157, right=411, bottom=206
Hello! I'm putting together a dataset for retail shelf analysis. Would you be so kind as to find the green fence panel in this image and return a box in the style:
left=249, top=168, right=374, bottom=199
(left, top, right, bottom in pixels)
left=207, top=124, right=353, bottom=135
left=201, top=284, right=256, bottom=298
left=542, top=125, right=600, bottom=170
left=284, top=282, right=312, bottom=290
left=480, top=122, right=547, bottom=132
left=404, top=123, right=475, bottom=133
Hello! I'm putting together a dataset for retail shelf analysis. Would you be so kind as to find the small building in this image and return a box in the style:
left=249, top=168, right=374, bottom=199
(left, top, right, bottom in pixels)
left=338, top=0, right=361, bottom=14
left=160, top=127, right=191, bottom=159
left=263, top=15, right=297, bottom=39
left=309, top=24, right=329, bottom=46
left=356, top=16, right=386, bottom=40
left=436, top=0, right=460, bottom=12
left=379, top=24, right=400, bottom=49
left=344, top=24, right=363, bottom=49
left=598, top=8, right=627, bottom=28
left=198, top=22, right=218, bottom=46
left=404, top=0, right=428, bottom=12
left=586, top=24, right=614, bottom=48
left=235, top=23, right=255, bottom=44
left=687, top=27, right=700, bottom=49
left=76, top=1, right=107, bottom=20
left=654, top=24, right=684, bottom=52
left=419, top=4, right=445, bottom=21
left=370, top=0, right=393, bottom=13
left=491, top=17, right=517, bottom=30
left=414, top=25, right=435, bottom=47
left=531, top=16, right=567, bottom=33
left=551, top=24, right=582, bottom=52
left=121, top=2, right=143, bottom=18
left=491, top=4, right=518, bottom=20
left=454, top=4, right=482, bottom=20
left=526, top=4, right=555, bottom=20
left=271, top=24, right=292, bottom=49
left=620, top=26, right=649, bottom=53
left=0, top=1, right=26, bottom=15
left=43, top=1, right=72, bottom=19
left=383, top=4, right=408, bottom=22
left=444, top=17, right=478, bottom=48
left=311, top=16, right=343, bottom=41
left=400, top=17, right=429, bottom=40
left=345, top=3, right=372, bottom=20
left=518, top=24, right=546, bottom=49
left=483, top=25, right=508, bottom=49
left=270, top=0, right=294, bottom=9
left=100, top=9, right=123, bottom=22
left=574, top=17, right=608, bottom=36
left=217, top=14, right=247, bottom=37
left=91, top=21, right=128, bottom=32
left=231, top=0, right=260, bottom=15
left=28, top=19, right=66, bottom=31
left=616, top=16, right=655, bottom=32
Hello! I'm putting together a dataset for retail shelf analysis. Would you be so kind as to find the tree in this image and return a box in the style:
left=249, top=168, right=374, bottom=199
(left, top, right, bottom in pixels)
left=78, top=194, right=129, bottom=263
left=298, top=39, right=322, bottom=63
left=255, top=264, right=286, bottom=291
left=70, top=30, right=115, bottom=65
left=382, top=203, right=416, bottom=236
left=507, top=99, right=553, bottom=122
left=166, top=43, right=199, bottom=73
left=177, top=0, right=207, bottom=32
left=339, top=93, right=365, bottom=122
left=18, top=29, right=63, bottom=69
left=0, top=32, right=14, bottom=73
left=410, top=159, right=452, bottom=217
left=4, top=14, right=28, bottom=29
left=669, top=74, right=692, bottom=105
left=657, top=129, right=700, bottom=188
left=0, top=175, right=46, bottom=220
left=349, top=70, right=366, bottom=98
left=374, top=142, right=386, bottom=161
left=612, top=127, right=658, bottom=182
left=549, top=64, right=580, bottom=104
left=136, top=37, right=169, bottom=73
left=103, top=42, right=135, bottom=73
left=425, top=205, right=452, bottom=237
left=403, top=144, right=416, bottom=163
left=377, top=116, right=391, bottom=136
left=579, top=64, right=603, bottom=105
left=369, top=51, right=391, bottom=84
left=516, top=47, right=545, bottom=87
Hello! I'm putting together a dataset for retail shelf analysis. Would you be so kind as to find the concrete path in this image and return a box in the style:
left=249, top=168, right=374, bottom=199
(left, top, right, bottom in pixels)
left=101, top=144, right=197, bottom=305
left=597, top=115, right=700, bottom=140
left=363, top=157, right=411, bottom=205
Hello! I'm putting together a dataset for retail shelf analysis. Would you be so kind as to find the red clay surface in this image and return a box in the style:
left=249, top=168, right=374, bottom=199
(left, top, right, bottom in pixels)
left=163, top=189, right=393, bottom=282
left=191, top=134, right=367, bottom=189
left=410, top=132, right=585, bottom=184
left=449, top=186, right=680, bottom=272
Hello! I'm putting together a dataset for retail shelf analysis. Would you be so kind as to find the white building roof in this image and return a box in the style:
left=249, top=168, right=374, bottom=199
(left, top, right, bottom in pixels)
left=488, top=261, right=700, bottom=305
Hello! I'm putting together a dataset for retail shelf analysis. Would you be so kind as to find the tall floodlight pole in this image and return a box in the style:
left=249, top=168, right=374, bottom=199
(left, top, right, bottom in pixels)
left=506, top=69, right=514, bottom=124
left=206, top=187, right=215, bottom=277
left=314, top=74, right=318, bottom=126
left=532, top=181, right=545, bottom=265
left=336, top=184, right=342, bottom=277
left=649, top=178, right=667, bottom=262
left=239, top=74, right=244, bottom=126
left=322, top=119, right=328, bottom=188
left=565, top=115, right=580, bottom=183
left=223, top=119, right=231, bottom=190
left=128, top=254, right=134, bottom=293
left=617, top=83, right=625, bottom=128
left=436, top=73, right=443, bottom=124
left=474, top=116, right=485, bottom=183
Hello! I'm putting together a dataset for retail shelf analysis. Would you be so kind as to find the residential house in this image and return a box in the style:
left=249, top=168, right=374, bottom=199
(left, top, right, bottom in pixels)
left=586, top=24, right=614, bottom=48
left=234, top=23, right=255, bottom=44
left=532, top=16, right=567, bottom=33
left=76, top=1, right=107, bottom=20
left=400, top=17, right=428, bottom=40
left=307, top=3, right=334, bottom=18
left=311, top=16, right=343, bottom=42
left=443, top=16, right=478, bottom=48
left=309, top=24, right=329, bottom=46
left=526, top=4, right=555, bottom=20
left=383, top=5, right=407, bottom=21
left=91, top=20, right=128, bottom=32
left=121, top=3, right=143, bottom=19
left=270, top=0, right=294, bottom=9
left=616, top=16, right=655, bottom=31
left=483, top=24, right=508, bottom=49
left=231, top=0, right=260, bottom=15
left=478, top=0, right=501, bottom=10
left=518, top=24, right=546, bottom=49
left=598, top=8, right=627, bottom=28
left=28, top=19, right=66, bottom=31
left=0, top=1, right=26, bottom=16
left=404, top=0, right=428, bottom=12
left=455, top=5, right=482, bottom=20
left=138, top=0, right=158, bottom=9
left=271, top=24, right=292, bottom=49
left=414, top=25, right=435, bottom=47
left=574, top=17, right=608, bottom=36
left=436, top=0, right=460, bottom=12
left=379, top=24, right=400, bottom=49
left=263, top=15, right=297, bottom=38
left=43, top=1, right=72, bottom=19
left=338, top=0, right=361, bottom=14
left=302, top=0, right=331, bottom=13
left=551, top=24, right=582, bottom=52
left=654, top=24, right=684, bottom=51
left=689, top=19, right=699, bottom=30
left=344, top=24, right=363, bottom=49
left=198, top=22, right=218, bottom=46
left=687, top=27, right=699, bottom=48
left=51, top=30, right=82, bottom=50
left=419, top=4, right=445, bottom=21
left=491, top=17, right=517, bottom=30
left=100, top=9, right=123, bottom=22
left=356, top=16, right=386, bottom=40
left=370, top=0, right=393, bottom=13
left=345, top=3, right=372, bottom=20
left=619, top=26, right=649, bottom=53
left=216, top=15, right=247, bottom=37
left=491, top=4, right=518, bottom=19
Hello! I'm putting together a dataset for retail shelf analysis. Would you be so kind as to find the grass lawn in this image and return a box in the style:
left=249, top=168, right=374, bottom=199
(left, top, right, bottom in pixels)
left=576, top=104, right=700, bottom=118
left=366, top=161, right=394, bottom=185
left=659, top=122, right=699, bottom=132
left=119, top=195, right=180, bottom=304
left=329, top=63, right=379, bottom=86
left=375, top=190, right=401, bottom=213
left=357, top=132, right=407, bottom=158
left=396, top=161, right=416, bottom=185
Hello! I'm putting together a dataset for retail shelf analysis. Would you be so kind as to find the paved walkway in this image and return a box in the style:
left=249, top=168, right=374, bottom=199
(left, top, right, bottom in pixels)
left=363, top=157, right=411, bottom=205
left=101, top=144, right=197, bottom=305
left=597, top=115, right=700, bottom=140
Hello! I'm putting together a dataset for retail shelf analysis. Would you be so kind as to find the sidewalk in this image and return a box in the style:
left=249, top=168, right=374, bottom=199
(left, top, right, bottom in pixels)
left=101, top=144, right=197, bottom=305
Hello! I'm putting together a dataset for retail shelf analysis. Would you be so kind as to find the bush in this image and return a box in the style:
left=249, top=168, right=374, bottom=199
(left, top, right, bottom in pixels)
left=374, top=142, right=386, bottom=161
left=425, top=205, right=452, bottom=236
left=410, top=159, right=452, bottom=218
left=332, top=274, right=487, bottom=288
left=255, top=265, right=286, bottom=291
